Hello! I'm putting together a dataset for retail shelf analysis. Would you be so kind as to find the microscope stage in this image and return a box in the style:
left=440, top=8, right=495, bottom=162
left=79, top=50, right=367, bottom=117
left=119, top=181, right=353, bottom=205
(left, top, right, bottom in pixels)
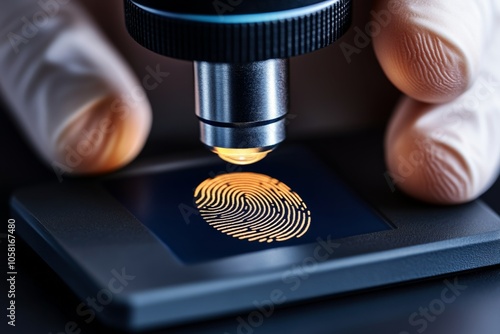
left=10, top=139, right=500, bottom=331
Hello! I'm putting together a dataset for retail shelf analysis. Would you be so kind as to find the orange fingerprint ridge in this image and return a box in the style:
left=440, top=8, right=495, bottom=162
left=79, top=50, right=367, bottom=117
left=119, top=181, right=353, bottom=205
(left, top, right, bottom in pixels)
left=194, top=172, right=311, bottom=243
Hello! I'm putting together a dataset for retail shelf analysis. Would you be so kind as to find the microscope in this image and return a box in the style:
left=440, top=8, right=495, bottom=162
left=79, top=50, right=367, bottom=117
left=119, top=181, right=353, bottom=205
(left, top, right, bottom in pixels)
left=124, top=0, right=352, bottom=164
left=11, top=3, right=500, bottom=331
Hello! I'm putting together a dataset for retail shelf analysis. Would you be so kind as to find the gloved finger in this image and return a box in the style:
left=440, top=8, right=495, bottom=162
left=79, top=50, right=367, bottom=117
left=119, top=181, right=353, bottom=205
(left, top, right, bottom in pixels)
left=372, top=0, right=498, bottom=104
left=0, top=0, right=152, bottom=175
left=384, top=25, right=500, bottom=204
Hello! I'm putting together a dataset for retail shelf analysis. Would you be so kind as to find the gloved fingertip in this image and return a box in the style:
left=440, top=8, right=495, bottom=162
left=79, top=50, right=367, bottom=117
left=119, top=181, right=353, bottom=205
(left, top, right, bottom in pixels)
left=386, top=137, right=473, bottom=205
left=52, top=92, right=152, bottom=175
left=385, top=100, right=478, bottom=205
left=372, top=0, right=472, bottom=104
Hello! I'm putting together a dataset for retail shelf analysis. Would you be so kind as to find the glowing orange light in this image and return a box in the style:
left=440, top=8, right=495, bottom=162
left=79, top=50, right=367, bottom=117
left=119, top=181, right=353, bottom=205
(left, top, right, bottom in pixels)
left=194, top=172, right=311, bottom=243
left=211, top=148, right=272, bottom=165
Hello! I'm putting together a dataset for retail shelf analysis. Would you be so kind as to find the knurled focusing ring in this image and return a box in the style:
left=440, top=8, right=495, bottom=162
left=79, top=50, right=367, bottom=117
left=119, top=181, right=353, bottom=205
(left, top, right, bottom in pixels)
left=124, top=0, right=352, bottom=63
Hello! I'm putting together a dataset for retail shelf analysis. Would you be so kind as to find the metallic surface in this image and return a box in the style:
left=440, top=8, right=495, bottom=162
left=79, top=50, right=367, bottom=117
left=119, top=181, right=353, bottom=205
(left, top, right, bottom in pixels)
left=195, top=59, right=289, bottom=149
left=200, top=122, right=285, bottom=149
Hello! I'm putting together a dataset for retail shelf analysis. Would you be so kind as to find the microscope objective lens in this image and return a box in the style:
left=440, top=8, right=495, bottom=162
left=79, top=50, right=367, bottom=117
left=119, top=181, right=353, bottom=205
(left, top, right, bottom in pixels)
left=125, top=0, right=352, bottom=164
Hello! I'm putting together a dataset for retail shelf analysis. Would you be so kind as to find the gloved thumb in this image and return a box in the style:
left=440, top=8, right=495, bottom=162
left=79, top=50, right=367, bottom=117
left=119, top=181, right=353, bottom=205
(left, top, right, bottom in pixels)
left=0, top=0, right=152, bottom=177
left=373, top=0, right=500, bottom=204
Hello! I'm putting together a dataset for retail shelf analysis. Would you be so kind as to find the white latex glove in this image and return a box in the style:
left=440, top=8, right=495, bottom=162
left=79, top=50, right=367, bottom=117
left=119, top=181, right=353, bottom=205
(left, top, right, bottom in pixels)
left=374, top=0, right=500, bottom=204
left=0, top=0, right=151, bottom=176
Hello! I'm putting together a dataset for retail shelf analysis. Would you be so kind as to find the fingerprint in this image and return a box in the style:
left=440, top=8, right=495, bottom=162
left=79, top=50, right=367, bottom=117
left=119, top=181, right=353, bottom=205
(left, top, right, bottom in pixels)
left=194, top=172, right=311, bottom=243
